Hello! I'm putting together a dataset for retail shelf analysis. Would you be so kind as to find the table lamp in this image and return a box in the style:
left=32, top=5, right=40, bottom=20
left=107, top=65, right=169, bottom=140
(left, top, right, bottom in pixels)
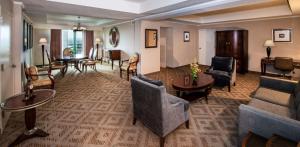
left=95, top=38, right=101, bottom=60
left=264, top=40, right=275, bottom=59
left=39, top=38, right=47, bottom=66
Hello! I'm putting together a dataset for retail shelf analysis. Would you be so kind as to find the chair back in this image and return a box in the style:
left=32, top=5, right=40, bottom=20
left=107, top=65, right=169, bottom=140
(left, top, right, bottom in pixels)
left=87, top=48, right=94, bottom=59
left=129, top=53, right=139, bottom=70
left=63, top=48, right=72, bottom=57
left=24, top=63, right=39, bottom=81
left=93, top=48, right=98, bottom=60
left=131, top=76, right=165, bottom=131
left=211, top=56, right=234, bottom=73
left=274, top=57, right=294, bottom=71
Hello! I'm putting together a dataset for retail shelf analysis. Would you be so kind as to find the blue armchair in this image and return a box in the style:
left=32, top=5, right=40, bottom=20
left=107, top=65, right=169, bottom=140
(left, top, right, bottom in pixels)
left=131, top=76, right=189, bottom=147
left=206, top=56, right=236, bottom=92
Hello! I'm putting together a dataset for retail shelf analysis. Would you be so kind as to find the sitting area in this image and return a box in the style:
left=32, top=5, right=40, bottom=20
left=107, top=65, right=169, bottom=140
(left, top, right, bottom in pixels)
left=131, top=75, right=189, bottom=147
left=206, top=56, right=236, bottom=92
left=239, top=76, right=300, bottom=146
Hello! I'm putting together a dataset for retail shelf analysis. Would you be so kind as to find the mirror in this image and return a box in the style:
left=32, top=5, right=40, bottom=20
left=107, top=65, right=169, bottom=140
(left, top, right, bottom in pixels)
left=109, top=27, right=119, bottom=47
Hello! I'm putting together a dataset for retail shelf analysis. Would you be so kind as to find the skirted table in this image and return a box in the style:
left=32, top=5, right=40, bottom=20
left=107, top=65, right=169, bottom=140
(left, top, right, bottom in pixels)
left=1, top=89, right=56, bottom=147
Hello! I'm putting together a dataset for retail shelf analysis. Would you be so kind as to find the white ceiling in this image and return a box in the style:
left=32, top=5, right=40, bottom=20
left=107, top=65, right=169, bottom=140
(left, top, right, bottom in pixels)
left=17, top=0, right=297, bottom=27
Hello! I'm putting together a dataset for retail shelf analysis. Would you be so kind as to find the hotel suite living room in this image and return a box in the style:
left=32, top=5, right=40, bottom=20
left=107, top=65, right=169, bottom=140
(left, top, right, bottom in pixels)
left=1, top=0, right=300, bottom=147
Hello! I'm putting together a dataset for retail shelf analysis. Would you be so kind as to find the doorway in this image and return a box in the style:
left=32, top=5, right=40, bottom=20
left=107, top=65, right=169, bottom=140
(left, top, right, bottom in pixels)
left=160, top=27, right=173, bottom=68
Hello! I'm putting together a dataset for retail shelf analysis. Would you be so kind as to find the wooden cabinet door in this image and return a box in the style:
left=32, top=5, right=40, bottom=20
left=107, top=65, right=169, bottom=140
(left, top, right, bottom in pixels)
left=216, top=31, right=226, bottom=56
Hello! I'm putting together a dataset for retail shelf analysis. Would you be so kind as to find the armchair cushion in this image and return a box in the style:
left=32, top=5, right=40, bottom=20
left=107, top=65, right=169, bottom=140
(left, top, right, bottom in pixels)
left=137, top=74, right=163, bottom=86
left=253, top=87, right=294, bottom=108
left=212, top=56, right=233, bottom=72
left=32, top=79, right=53, bottom=87
left=208, top=70, right=231, bottom=80
left=249, top=98, right=296, bottom=119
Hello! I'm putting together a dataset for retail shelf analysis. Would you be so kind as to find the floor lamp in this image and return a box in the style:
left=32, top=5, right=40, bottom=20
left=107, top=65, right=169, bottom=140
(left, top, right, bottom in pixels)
left=95, top=38, right=103, bottom=62
left=39, top=38, right=47, bottom=67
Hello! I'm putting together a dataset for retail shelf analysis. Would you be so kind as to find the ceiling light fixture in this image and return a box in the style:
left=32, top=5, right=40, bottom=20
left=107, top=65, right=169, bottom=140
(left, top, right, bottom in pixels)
left=73, top=16, right=87, bottom=31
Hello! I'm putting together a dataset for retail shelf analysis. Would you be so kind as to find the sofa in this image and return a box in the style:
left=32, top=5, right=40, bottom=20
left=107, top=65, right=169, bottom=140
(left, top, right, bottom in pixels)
left=239, top=76, right=300, bottom=146
left=131, top=75, right=189, bottom=147
left=206, top=56, right=236, bottom=92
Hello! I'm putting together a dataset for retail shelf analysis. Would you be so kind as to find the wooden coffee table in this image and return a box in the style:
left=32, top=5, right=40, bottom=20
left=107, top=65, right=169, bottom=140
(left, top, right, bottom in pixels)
left=172, top=73, right=214, bottom=103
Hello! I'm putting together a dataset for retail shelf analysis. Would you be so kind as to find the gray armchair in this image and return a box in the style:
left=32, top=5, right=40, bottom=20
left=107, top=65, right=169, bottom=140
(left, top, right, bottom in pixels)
left=131, top=76, right=189, bottom=147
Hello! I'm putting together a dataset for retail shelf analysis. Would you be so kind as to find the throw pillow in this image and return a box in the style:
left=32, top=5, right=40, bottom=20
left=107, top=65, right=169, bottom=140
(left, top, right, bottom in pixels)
left=137, top=74, right=163, bottom=86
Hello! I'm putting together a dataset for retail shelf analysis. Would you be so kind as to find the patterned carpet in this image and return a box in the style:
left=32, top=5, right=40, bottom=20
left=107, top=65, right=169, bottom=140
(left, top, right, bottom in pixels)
left=0, top=63, right=259, bottom=147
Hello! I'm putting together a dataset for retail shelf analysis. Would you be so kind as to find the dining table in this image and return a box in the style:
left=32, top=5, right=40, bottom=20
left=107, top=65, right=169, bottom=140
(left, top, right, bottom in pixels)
left=56, top=54, right=87, bottom=73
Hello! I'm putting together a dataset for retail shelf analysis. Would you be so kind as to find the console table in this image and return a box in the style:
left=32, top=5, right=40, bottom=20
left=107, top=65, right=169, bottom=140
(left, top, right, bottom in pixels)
left=108, top=50, right=121, bottom=70
left=261, top=57, right=300, bottom=75
left=1, top=89, right=56, bottom=147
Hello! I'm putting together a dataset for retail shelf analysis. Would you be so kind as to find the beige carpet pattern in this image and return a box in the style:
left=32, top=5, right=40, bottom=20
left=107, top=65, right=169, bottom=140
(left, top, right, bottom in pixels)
left=0, top=64, right=259, bottom=147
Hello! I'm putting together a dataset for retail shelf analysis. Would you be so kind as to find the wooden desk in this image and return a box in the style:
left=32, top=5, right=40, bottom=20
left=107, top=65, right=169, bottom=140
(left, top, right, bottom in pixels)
left=108, top=50, right=121, bottom=70
left=261, top=57, right=300, bottom=75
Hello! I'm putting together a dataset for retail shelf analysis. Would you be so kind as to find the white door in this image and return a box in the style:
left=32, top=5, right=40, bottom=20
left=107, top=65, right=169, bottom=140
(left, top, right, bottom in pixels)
left=160, top=38, right=167, bottom=68
left=198, top=29, right=216, bottom=66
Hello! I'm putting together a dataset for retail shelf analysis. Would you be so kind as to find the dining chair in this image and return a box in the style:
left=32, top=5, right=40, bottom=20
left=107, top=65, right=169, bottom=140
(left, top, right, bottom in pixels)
left=82, top=48, right=97, bottom=72
left=119, top=53, right=139, bottom=81
left=45, top=50, right=66, bottom=76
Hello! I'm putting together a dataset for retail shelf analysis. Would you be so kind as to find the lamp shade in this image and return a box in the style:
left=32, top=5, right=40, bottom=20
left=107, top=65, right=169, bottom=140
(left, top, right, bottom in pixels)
left=39, top=38, right=47, bottom=44
left=95, top=38, right=101, bottom=43
left=264, top=40, right=275, bottom=47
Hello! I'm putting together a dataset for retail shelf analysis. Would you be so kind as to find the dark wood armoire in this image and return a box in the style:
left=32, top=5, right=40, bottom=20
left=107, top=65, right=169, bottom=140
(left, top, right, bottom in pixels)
left=215, top=30, right=248, bottom=73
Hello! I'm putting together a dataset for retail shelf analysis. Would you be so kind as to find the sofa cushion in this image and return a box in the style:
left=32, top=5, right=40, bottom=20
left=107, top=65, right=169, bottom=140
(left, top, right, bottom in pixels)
left=249, top=98, right=296, bottom=119
left=137, top=74, right=163, bottom=86
left=293, top=81, right=300, bottom=108
left=253, top=87, right=294, bottom=108
left=212, top=56, right=233, bottom=72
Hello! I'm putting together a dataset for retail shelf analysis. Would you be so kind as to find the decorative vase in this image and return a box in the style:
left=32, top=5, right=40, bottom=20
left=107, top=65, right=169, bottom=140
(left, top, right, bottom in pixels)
left=192, top=77, right=197, bottom=86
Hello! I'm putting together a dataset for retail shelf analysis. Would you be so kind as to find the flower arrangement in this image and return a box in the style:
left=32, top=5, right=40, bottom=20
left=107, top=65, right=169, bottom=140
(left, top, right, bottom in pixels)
left=190, top=61, right=201, bottom=81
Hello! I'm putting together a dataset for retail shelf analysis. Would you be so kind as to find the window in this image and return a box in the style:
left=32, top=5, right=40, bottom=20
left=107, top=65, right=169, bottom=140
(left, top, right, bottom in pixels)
left=62, top=30, right=84, bottom=56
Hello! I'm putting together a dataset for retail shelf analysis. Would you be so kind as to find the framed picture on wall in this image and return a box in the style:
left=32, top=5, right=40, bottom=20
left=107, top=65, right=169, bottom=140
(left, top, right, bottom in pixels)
left=145, top=29, right=158, bottom=48
left=273, top=29, right=292, bottom=42
left=184, top=31, right=190, bottom=42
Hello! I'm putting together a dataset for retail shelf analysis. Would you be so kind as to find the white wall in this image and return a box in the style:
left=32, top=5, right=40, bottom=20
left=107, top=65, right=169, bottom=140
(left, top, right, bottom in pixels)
left=199, top=17, right=300, bottom=72
left=33, top=29, right=50, bottom=65
left=104, top=22, right=138, bottom=60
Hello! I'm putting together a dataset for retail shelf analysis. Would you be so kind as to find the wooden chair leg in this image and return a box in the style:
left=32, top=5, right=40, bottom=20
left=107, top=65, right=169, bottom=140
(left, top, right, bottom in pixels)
left=185, top=120, right=189, bottom=129
left=160, top=137, right=165, bottom=147
left=120, top=70, right=122, bottom=78
left=127, top=70, right=129, bottom=81
left=228, top=84, right=231, bottom=92
left=233, top=82, right=236, bottom=86
left=132, top=117, right=137, bottom=125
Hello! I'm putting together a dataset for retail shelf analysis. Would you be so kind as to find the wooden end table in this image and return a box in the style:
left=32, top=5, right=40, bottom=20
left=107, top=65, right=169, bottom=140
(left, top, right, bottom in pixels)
left=172, top=73, right=214, bottom=103
left=1, top=89, right=56, bottom=147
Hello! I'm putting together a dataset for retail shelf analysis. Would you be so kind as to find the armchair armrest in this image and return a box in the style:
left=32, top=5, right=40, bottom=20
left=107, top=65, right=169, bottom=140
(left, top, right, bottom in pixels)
left=30, top=73, right=51, bottom=76
left=259, top=76, right=297, bottom=92
left=238, top=104, right=300, bottom=145
left=120, top=59, right=129, bottom=67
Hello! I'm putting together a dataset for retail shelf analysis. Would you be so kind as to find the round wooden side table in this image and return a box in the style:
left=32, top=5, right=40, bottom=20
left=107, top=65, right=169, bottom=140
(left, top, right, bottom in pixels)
left=1, top=89, right=56, bottom=147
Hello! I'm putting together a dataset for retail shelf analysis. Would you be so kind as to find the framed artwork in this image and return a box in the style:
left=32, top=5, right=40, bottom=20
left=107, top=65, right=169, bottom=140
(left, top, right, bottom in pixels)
left=145, top=29, right=158, bottom=48
left=184, top=75, right=190, bottom=85
left=273, top=29, right=292, bottom=42
left=184, top=31, right=190, bottom=42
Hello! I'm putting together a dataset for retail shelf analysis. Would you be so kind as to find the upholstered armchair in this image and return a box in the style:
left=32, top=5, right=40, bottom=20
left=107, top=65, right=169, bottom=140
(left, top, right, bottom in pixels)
left=45, top=50, right=66, bottom=76
left=206, top=56, right=236, bottom=92
left=24, top=63, right=54, bottom=89
left=120, top=53, right=139, bottom=81
left=131, top=75, right=189, bottom=147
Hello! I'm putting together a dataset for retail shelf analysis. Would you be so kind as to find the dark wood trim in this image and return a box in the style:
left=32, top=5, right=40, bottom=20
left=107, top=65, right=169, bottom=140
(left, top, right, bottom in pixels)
left=145, top=29, right=158, bottom=48
left=273, top=28, right=292, bottom=42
